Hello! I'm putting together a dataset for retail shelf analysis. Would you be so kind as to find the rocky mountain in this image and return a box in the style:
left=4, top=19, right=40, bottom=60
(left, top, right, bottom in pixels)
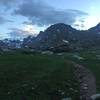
left=0, top=39, right=22, bottom=50
left=22, top=23, right=100, bottom=51
left=88, top=23, right=100, bottom=33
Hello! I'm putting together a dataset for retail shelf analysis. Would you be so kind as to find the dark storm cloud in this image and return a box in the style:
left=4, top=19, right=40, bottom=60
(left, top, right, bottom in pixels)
left=14, top=0, right=88, bottom=26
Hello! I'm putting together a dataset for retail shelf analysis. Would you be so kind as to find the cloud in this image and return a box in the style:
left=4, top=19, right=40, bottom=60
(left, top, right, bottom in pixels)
left=0, top=0, right=24, bottom=10
left=0, top=33, right=9, bottom=40
left=0, top=0, right=15, bottom=5
left=8, top=24, right=39, bottom=39
left=22, top=21, right=32, bottom=25
left=10, top=25, right=38, bottom=35
left=7, top=28, right=30, bottom=40
left=14, top=0, right=88, bottom=26
left=0, top=0, right=17, bottom=8
left=0, top=16, right=13, bottom=24
left=0, top=0, right=23, bottom=6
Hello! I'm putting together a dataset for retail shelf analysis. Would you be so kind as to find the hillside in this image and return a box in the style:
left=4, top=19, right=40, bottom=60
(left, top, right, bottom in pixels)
left=0, top=52, right=79, bottom=100
left=62, top=50, right=100, bottom=92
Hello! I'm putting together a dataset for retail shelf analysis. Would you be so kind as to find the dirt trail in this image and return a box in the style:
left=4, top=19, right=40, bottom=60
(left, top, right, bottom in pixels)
left=72, top=62, right=96, bottom=100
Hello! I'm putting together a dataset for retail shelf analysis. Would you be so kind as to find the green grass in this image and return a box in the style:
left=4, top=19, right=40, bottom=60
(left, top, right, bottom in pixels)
left=2, top=50, right=100, bottom=99
left=0, top=52, right=79, bottom=100
left=63, top=50, right=100, bottom=92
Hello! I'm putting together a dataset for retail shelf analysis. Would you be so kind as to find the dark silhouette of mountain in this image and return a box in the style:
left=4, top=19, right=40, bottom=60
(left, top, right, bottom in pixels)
left=35, top=23, right=78, bottom=49
left=22, top=23, right=100, bottom=51
left=37, top=23, right=77, bottom=41
left=0, top=39, right=21, bottom=48
left=88, top=23, right=100, bottom=33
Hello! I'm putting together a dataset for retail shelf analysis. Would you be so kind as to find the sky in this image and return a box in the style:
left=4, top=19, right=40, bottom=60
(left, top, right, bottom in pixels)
left=0, top=0, right=100, bottom=40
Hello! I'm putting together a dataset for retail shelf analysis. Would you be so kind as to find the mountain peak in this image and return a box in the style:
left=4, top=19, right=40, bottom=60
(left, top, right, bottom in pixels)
left=88, top=23, right=100, bottom=32
left=46, top=23, right=73, bottom=29
left=23, top=23, right=100, bottom=50
left=51, top=23, right=71, bottom=27
left=96, top=23, right=100, bottom=27
left=44, top=23, right=77, bottom=33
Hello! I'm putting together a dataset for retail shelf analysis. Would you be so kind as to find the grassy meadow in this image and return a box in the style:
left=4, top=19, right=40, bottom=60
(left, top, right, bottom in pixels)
left=0, top=52, right=79, bottom=100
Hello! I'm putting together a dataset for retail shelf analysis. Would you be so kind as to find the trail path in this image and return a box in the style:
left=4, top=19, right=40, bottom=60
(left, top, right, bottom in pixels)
left=72, top=62, right=96, bottom=100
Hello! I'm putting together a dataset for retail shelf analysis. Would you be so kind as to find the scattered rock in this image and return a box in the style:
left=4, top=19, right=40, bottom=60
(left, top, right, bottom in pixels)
left=7, top=91, right=11, bottom=95
left=91, top=93, right=100, bottom=100
left=73, top=55, right=84, bottom=60
left=62, top=97, right=72, bottom=100
left=73, top=62, right=96, bottom=100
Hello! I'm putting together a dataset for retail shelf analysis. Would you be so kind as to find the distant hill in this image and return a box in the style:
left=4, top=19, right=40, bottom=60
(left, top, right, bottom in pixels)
left=0, top=39, right=22, bottom=50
